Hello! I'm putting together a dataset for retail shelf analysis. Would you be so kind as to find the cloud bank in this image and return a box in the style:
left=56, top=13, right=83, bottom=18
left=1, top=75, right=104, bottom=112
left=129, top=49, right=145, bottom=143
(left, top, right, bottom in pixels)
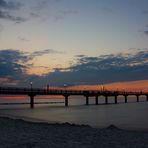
left=0, top=0, right=25, bottom=23
left=0, top=48, right=147, bottom=87
left=45, top=49, right=148, bottom=86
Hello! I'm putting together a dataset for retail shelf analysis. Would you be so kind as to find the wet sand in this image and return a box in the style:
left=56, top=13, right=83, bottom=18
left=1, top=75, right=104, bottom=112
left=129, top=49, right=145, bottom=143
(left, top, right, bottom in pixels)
left=0, top=117, right=148, bottom=148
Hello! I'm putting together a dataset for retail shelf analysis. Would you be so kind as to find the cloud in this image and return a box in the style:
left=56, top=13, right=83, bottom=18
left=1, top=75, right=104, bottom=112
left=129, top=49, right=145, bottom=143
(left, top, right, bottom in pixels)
left=0, top=0, right=25, bottom=23
left=18, top=36, right=30, bottom=42
left=53, top=9, right=78, bottom=22
left=44, top=49, right=148, bottom=86
left=28, top=49, right=63, bottom=60
left=30, top=0, right=78, bottom=22
left=0, top=49, right=29, bottom=83
left=0, top=10, right=26, bottom=23
left=0, top=49, right=44, bottom=86
left=0, top=48, right=148, bottom=87
left=0, top=48, right=63, bottom=86
left=142, top=10, right=148, bottom=14
left=29, top=12, right=40, bottom=18
left=75, top=55, right=86, bottom=58
left=144, top=31, right=148, bottom=35
left=0, top=0, right=21, bottom=10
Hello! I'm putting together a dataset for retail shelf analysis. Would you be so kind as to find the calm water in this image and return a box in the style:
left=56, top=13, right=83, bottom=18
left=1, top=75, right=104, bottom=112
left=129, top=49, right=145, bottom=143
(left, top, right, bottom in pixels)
left=0, top=95, right=148, bottom=130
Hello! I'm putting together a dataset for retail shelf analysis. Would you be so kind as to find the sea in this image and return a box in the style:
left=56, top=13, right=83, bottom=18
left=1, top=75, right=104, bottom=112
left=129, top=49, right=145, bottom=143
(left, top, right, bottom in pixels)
left=0, top=95, right=148, bottom=131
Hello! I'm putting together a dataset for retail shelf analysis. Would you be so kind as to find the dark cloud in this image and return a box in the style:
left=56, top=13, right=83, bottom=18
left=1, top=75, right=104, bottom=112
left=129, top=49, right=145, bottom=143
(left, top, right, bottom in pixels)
left=60, top=10, right=78, bottom=16
left=54, top=9, right=78, bottom=22
left=31, top=0, right=78, bottom=22
left=0, top=48, right=148, bottom=87
left=29, top=49, right=63, bottom=59
left=44, top=49, right=148, bottom=86
left=30, top=12, right=40, bottom=18
left=75, top=55, right=86, bottom=58
left=0, top=0, right=25, bottom=23
left=144, top=31, right=148, bottom=35
left=142, top=10, right=148, bottom=14
left=0, top=49, right=63, bottom=86
left=0, top=49, right=28, bottom=81
left=0, top=10, right=26, bottom=23
left=0, top=0, right=21, bottom=10
left=18, top=36, right=30, bottom=42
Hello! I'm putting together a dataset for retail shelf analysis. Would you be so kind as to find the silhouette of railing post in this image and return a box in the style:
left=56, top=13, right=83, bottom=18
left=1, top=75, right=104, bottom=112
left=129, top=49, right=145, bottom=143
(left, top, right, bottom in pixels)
left=114, top=95, right=118, bottom=104
left=124, top=95, right=128, bottom=103
left=29, top=95, right=35, bottom=109
left=136, top=95, right=139, bottom=102
left=146, top=95, right=148, bottom=102
left=95, top=96, right=98, bottom=105
left=105, top=96, right=108, bottom=104
left=86, top=96, right=89, bottom=105
left=64, top=95, right=69, bottom=107
left=30, top=95, right=34, bottom=108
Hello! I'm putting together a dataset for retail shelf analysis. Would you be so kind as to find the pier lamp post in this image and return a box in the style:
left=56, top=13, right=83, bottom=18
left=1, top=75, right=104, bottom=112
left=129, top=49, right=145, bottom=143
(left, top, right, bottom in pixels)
left=64, top=84, right=67, bottom=90
left=30, top=81, right=33, bottom=90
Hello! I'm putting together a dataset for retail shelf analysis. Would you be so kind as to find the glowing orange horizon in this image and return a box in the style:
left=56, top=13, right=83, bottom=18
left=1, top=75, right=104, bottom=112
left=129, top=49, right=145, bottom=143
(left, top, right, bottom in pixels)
left=0, top=80, right=147, bottom=100
left=64, top=80, right=148, bottom=92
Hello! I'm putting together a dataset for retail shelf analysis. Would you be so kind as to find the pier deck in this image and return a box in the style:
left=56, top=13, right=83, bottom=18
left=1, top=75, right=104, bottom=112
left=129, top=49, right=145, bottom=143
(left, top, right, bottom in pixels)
left=0, top=87, right=148, bottom=108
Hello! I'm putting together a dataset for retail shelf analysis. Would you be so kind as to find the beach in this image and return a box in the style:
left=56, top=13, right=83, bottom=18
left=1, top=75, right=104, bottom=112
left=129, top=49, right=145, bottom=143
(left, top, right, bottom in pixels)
left=0, top=117, right=148, bottom=148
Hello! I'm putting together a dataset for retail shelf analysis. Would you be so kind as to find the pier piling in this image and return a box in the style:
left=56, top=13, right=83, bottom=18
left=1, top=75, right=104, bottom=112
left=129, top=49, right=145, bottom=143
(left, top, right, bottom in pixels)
left=115, top=95, right=117, bottom=104
left=95, top=96, right=98, bottom=105
left=30, top=95, right=35, bottom=109
left=136, top=95, right=139, bottom=102
left=105, top=96, right=108, bottom=104
left=64, top=95, right=69, bottom=107
left=86, top=96, right=89, bottom=105
left=124, top=95, right=128, bottom=103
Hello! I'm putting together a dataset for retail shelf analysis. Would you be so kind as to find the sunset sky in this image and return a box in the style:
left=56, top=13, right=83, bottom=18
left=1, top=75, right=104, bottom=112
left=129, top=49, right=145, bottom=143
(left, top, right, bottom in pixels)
left=0, top=0, right=148, bottom=89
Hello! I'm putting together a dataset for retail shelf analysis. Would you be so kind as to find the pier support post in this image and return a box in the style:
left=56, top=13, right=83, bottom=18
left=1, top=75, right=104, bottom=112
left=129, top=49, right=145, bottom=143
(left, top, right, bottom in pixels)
left=124, top=95, right=128, bottom=103
left=136, top=95, right=139, bottom=102
left=105, top=96, right=108, bottom=104
left=64, top=95, right=69, bottom=107
left=115, top=95, right=117, bottom=104
left=146, top=95, right=148, bottom=102
left=30, top=95, right=35, bottom=109
left=95, top=96, right=98, bottom=105
left=86, top=96, right=89, bottom=105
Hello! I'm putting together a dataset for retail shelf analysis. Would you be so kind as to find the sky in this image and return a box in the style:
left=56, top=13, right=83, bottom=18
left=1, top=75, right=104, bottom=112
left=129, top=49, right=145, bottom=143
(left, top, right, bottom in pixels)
left=0, top=0, right=148, bottom=89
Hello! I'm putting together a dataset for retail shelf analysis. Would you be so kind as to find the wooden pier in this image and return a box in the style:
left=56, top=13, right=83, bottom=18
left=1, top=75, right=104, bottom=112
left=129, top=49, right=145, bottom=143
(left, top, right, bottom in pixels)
left=0, top=87, right=148, bottom=108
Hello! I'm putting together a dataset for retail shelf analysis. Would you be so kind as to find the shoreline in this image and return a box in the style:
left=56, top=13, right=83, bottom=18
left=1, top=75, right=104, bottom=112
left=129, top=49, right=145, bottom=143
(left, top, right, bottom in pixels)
left=1, top=112, right=148, bottom=132
left=0, top=110, right=148, bottom=132
left=0, top=116, right=148, bottom=148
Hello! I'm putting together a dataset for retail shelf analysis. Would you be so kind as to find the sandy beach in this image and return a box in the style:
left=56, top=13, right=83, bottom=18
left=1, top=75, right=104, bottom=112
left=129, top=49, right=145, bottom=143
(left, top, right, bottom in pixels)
left=0, top=117, right=148, bottom=148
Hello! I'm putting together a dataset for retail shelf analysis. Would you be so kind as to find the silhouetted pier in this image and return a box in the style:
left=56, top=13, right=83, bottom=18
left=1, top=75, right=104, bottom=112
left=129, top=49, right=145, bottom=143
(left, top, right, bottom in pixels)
left=0, top=87, right=148, bottom=108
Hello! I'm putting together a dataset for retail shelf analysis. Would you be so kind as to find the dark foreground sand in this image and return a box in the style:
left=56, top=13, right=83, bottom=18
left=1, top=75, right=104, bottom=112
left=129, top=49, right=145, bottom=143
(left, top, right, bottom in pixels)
left=0, top=117, right=148, bottom=148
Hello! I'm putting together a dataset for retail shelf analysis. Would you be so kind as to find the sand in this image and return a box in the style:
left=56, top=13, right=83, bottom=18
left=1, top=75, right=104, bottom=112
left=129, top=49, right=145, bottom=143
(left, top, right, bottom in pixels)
left=0, top=117, right=148, bottom=148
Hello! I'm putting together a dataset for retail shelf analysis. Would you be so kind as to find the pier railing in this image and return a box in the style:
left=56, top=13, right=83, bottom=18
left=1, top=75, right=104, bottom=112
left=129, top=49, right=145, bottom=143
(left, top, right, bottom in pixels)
left=0, top=87, right=148, bottom=108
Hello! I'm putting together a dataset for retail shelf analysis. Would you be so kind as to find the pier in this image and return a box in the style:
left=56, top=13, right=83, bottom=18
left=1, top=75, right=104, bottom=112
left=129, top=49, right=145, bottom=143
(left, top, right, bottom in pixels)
left=0, top=87, right=148, bottom=108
